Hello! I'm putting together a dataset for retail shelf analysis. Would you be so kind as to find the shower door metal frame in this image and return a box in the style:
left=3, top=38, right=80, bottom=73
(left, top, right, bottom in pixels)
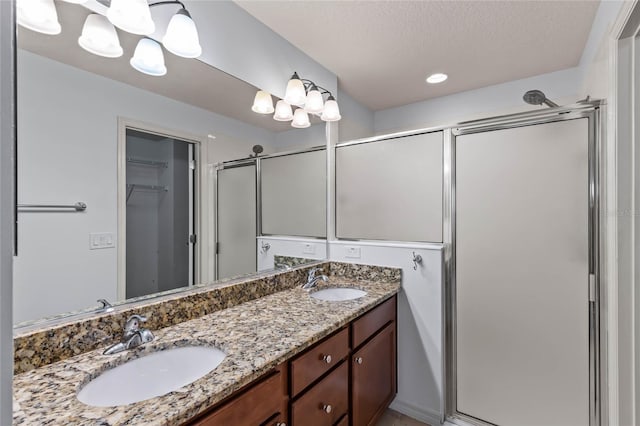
left=443, top=101, right=605, bottom=426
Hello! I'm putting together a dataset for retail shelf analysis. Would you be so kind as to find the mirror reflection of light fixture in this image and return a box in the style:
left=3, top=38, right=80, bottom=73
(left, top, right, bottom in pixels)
left=251, top=91, right=275, bottom=114
left=17, top=0, right=203, bottom=78
left=130, top=38, right=167, bottom=77
left=252, top=71, right=341, bottom=128
left=284, top=72, right=307, bottom=106
left=273, top=100, right=294, bottom=121
left=162, top=8, right=202, bottom=59
left=291, top=109, right=311, bottom=129
left=321, top=95, right=342, bottom=122
left=107, top=0, right=155, bottom=36
left=78, top=14, right=123, bottom=58
left=16, top=0, right=62, bottom=35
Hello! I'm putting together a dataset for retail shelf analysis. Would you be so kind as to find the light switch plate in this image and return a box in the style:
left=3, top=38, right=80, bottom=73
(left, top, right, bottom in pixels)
left=303, top=243, right=316, bottom=255
left=345, top=246, right=361, bottom=259
left=90, top=233, right=115, bottom=250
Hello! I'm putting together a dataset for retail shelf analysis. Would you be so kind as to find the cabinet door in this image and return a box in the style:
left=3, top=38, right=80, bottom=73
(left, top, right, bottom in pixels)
left=351, top=322, right=397, bottom=426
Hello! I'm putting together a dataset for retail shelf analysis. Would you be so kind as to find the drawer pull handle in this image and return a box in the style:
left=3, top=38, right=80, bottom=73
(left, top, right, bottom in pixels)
left=355, top=357, right=363, bottom=364
left=322, top=404, right=332, bottom=414
left=322, top=354, right=332, bottom=364
left=275, top=423, right=287, bottom=426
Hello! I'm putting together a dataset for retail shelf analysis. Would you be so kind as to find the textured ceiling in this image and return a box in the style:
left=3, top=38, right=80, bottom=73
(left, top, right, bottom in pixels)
left=235, top=0, right=600, bottom=111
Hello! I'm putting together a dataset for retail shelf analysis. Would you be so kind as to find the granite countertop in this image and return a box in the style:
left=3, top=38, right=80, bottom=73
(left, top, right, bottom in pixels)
left=13, top=277, right=399, bottom=425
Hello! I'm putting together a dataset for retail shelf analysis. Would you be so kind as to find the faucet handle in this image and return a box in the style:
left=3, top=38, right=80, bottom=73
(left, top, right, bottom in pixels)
left=124, top=314, right=147, bottom=333
left=308, top=267, right=323, bottom=279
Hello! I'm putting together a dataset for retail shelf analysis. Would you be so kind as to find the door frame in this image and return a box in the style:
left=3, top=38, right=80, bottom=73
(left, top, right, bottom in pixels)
left=116, top=117, right=208, bottom=300
left=443, top=102, right=605, bottom=426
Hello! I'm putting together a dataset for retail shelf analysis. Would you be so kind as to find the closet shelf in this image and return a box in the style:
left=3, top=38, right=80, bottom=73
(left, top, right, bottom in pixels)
left=126, top=157, right=168, bottom=168
left=126, top=184, right=169, bottom=202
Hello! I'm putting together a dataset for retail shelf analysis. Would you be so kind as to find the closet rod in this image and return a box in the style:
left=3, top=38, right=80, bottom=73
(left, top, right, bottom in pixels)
left=18, top=202, right=87, bottom=212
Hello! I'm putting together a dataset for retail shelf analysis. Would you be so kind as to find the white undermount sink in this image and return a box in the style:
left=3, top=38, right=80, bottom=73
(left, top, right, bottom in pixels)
left=310, top=287, right=367, bottom=302
left=77, top=346, right=226, bottom=407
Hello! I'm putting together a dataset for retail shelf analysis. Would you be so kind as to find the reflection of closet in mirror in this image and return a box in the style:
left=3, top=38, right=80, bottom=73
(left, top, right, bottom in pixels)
left=124, top=129, right=195, bottom=299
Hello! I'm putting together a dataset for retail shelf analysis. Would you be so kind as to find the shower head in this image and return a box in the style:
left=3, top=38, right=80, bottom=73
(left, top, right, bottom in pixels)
left=251, top=144, right=264, bottom=157
left=523, top=90, right=559, bottom=108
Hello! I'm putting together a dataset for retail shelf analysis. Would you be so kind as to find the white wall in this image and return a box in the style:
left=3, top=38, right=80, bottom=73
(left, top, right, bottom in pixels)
left=273, top=123, right=326, bottom=152
left=337, top=89, right=375, bottom=142
left=329, top=240, right=444, bottom=425
left=185, top=1, right=337, bottom=100
left=257, top=236, right=327, bottom=271
left=14, top=50, right=281, bottom=324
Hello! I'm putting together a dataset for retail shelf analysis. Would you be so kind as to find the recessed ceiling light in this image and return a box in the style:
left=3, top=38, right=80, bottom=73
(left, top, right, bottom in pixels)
left=207, top=134, right=216, bottom=139
left=426, top=73, right=448, bottom=84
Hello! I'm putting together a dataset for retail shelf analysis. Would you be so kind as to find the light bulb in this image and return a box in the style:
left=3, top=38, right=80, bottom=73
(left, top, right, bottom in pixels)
left=17, top=0, right=61, bottom=35
left=251, top=91, right=275, bottom=114
left=321, top=96, right=341, bottom=122
left=78, top=14, right=123, bottom=58
left=305, top=88, right=324, bottom=114
left=291, top=109, right=311, bottom=128
left=163, top=9, right=202, bottom=58
left=130, top=38, right=167, bottom=77
left=273, top=100, right=293, bottom=121
left=284, top=73, right=306, bottom=106
left=107, top=0, right=155, bottom=36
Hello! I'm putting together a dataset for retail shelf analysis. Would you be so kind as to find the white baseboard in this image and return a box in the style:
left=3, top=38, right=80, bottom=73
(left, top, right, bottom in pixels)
left=389, top=398, right=443, bottom=425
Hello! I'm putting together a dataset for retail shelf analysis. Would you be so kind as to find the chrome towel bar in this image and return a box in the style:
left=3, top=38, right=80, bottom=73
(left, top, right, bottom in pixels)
left=17, top=202, right=87, bottom=212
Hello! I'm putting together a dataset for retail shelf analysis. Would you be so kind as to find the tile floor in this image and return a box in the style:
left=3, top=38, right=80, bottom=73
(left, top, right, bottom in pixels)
left=378, top=409, right=430, bottom=426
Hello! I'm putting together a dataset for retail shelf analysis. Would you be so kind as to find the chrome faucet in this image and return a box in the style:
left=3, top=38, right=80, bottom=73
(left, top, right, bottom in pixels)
left=103, top=314, right=155, bottom=355
left=302, top=267, right=329, bottom=290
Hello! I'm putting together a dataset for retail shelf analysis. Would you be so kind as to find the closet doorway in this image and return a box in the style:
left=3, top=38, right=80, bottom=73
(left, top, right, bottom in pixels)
left=117, top=122, right=200, bottom=300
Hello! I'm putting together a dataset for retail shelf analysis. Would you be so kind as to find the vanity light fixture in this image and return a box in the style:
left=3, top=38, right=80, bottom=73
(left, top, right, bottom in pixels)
left=16, top=0, right=62, bottom=35
left=17, top=0, right=203, bottom=78
left=251, top=91, right=275, bottom=114
left=107, top=0, right=155, bottom=36
left=426, top=73, right=448, bottom=84
left=130, top=38, right=167, bottom=77
left=78, top=14, right=123, bottom=58
left=291, top=108, right=311, bottom=129
left=252, top=72, right=341, bottom=128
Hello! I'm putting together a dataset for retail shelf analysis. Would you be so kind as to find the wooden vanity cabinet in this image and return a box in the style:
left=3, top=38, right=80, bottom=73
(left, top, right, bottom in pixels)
left=187, top=364, right=288, bottom=426
left=185, top=295, right=396, bottom=426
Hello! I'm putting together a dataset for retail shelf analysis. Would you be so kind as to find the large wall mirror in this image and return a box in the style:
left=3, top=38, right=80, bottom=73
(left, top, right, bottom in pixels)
left=14, top=0, right=328, bottom=326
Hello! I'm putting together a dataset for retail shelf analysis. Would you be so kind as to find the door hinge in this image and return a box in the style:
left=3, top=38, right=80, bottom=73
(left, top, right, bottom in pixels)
left=216, top=242, right=220, bottom=254
left=189, top=234, right=197, bottom=244
left=189, top=160, right=196, bottom=170
left=588, top=273, right=596, bottom=302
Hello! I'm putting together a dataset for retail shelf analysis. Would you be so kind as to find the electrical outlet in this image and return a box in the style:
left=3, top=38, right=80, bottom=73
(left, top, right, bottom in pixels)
left=303, top=243, right=316, bottom=255
left=90, top=233, right=115, bottom=250
left=345, top=246, right=361, bottom=259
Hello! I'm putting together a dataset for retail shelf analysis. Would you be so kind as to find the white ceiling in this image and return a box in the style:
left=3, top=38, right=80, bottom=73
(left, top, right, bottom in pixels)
left=235, top=0, right=600, bottom=111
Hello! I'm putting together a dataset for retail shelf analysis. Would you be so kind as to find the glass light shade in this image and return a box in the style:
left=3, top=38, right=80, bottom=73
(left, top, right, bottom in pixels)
left=284, top=75, right=306, bottom=106
left=130, top=38, right=167, bottom=77
left=162, top=9, right=202, bottom=58
left=291, top=109, right=311, bottom=128
left=321, top=97, right=341, bottom=122
left=304, top=89, right=324, bottom=114
left=107, top=0, right=155, bottom=36
left=251, top=91, right=275, bottom=114
left=17, top=0, right=61, bottom=35
left=60, top=0, right=88, bottom=3
left=78, top=14, right=123, bottom=58
left=273, top=100, right=293, bottom=121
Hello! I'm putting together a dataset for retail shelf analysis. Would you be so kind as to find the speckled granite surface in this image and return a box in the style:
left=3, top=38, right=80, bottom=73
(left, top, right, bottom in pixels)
left=13, top=264, right=320, bottom=375
left=13, top=274, right=399, bottom=426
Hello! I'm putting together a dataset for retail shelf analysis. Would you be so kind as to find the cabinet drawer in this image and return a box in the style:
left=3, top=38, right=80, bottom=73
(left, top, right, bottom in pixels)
left=291, top=327, right=349, bottom=396
left=291, top=361, right=348, bottom=426
left=351, top=296, right=396, bottom=349
left=190, top=366, right=285, bottom=426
